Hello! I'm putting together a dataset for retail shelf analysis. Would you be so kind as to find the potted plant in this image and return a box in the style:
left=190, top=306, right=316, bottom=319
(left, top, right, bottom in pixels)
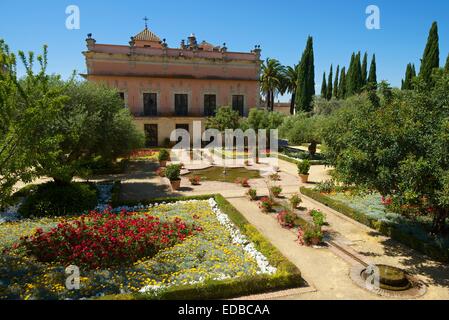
left=165, top=164, right=182, bottom=191
left=309, top=209, right=326, bottom=228
left=289, top=193, right=302, bottom=209
left=277, top=210, right=296, bottom=229
left=297, top=160, right=311, bottom=183
left=303, top=227, right=323, bottom=246
left=158, top=149, right=170, bottom=167
left=270, top=186, right=282, bottom=198
left=235, top=177, right=250, bottom=188
left=259, top=197, right=274, bottom=213
left=189, top=175, right=201, bottom=186
left=155, top=167, right=166, bottom=177
left=269, top=173, right=281, bottom=181
left=247, top=188, right=257, bottom=201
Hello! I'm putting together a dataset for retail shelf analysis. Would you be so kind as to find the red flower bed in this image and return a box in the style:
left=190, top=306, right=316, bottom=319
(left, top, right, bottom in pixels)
left=19, top=209, right=199, bottom=269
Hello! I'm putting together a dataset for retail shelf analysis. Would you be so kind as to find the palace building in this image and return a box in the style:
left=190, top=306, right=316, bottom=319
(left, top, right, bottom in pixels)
left=82, top=21, right=262, bottom=147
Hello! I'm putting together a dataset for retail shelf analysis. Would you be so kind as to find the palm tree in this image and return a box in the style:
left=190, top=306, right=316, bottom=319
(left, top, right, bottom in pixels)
left=260, top=58, right=284, bottom=111
left=281, top=64, right=300, bottom=115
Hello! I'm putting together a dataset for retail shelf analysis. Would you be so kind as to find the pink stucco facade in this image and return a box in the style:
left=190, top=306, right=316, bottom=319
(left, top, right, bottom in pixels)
left=82, top=26, right=262, bottom=146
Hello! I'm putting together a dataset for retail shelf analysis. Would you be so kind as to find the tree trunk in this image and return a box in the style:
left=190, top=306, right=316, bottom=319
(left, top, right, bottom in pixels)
left=266, top=92, right=271, bottom=111
left=431, top=208, right=448, bottom=235
left=271, top=91, right=275, bottom=112
left=290, top=93, right=296, bottom=115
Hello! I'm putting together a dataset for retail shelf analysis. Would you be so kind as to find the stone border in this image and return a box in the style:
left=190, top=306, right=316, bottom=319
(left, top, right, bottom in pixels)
left=349, top=265, right=427, bottom=299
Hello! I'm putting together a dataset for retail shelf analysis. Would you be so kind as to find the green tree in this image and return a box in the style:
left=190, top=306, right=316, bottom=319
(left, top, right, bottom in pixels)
left=35, top=80, right=144, bottom=185
left=402, top=63, right=416, bottom=90
left=260, top=58, right=285, bottom=111
left=367, top=54, right=377, bottom=85
left=361, top=52, right=368, bottom=87
left=295, top=36, right=315, bottom=112
left=419, top=21, right=440, bottom=85
left=347, top=52, right=362, bottom=96
left=326, top=65, right=333, bottom=101
left=282, top=65, right=300, bottom=115
left=333, top=65, right=340, bottom=99
left=320, top=72, right=327, bottom=98
left=444, top=53, right=449, bottom=73
left=205, top=106, right=241, bottom=132
left=0, top=41, right=66, bottom=207
left=323, top=73, right=449, bottom=234
left=338, top=67, right=347, bottom=99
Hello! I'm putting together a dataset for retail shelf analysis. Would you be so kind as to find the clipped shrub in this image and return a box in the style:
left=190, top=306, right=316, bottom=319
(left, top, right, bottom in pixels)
left=158, top=149, right=170, bottom=162
left=297, top=160, right=311, bottom=175
left=165, top=164, right=181, bottom=181
left=18, top=182, right=98, bottom=218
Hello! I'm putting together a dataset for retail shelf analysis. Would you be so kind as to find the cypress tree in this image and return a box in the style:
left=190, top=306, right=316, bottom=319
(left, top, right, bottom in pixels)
left=354, top=52, right=363, bottom=93
left=367, top=54, right=377, bottom=85
left=339, top=67, right=347, bottom=99
left=346, top=53, right=355, bottom=96
left=326, top=65, right=333, bottom=100
left=333, top=65, right=340, bottom=99
left=419, top=21, right=440, bottom=85
left=361, top=52, right=368, bottom=87
left=295, top=36, right=315, bottom=112
left=445, top=54, right=449, bottom=73
left=402, top=63, right=416, bottom=90
left=321, top=72, right=327, bottom=97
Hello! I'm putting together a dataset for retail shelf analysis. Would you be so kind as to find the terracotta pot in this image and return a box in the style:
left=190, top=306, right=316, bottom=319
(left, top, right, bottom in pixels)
left=299, top=174, right=309, bottom=183
left=159, top=160, right=167, bottom=167
left=170, top=179, right=181, bottom=191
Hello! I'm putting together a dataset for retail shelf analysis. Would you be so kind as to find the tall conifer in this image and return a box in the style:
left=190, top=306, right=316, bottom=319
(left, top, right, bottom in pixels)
left=326, top=65, right=333, bottom=100
left=361, top=52, right=368, bottom=87
left=295, top=36, right=315, bottom=112
left=321, top=72, right=327, bottom=97
left=419, top=21, right=440, bottom=85
left=367, top=54, right=377, bottom=85
left=339, top=67, right=347, bottom=98
left=333, top=65, right=340, bottom=99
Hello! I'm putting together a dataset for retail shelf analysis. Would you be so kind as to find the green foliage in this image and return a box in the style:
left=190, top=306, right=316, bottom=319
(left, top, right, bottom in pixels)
left=322, top=73, right=449, bottom=234
left=270, top=186, right=283, bottom=198
left=312, top=96, right=343, bottom=116
left=361, top=52, right=368, bottom=87
left=165, top=164, right=181, bottom=181
left=445, top=53, right=449, bottom=73
left=247, top=188, right=257, bottom=201
left=295, top=36, right=315, bottom=112
left=367, top=54, right=377, bottom=85
left=338, top=67, right=347, bottom=98
left=205, top=106, right=241, bottom=132
left=297, top=160, right=311, bottom=175
left=260, top=58, right=285, bottom=111
left=320, top=72, right=327, bottom=98
left=289, top=193, right=302, bottom=208
left=333, top=65, right=340, bottom=99
left=158, top=149, right=170, bottom=161
left=419, top=21, right=440, bottom=85
left=242, top=108, right=285, bottom=131
left=279, top=114, right=324, bottom=146
left=0, top=41, right=67, bottom=208
left=402, top=63, right=417, bottom=90
left=310, top=209, right=326, bottom=227
left=35, top=80, right=144, bottom=184
left=281, top=65, right=300, bottom=114
left=326, top=65, right=333, bottom=101
left=18, top=182, right=98, bottom=218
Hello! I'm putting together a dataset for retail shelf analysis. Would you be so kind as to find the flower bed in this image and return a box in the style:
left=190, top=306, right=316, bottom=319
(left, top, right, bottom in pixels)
left=129, top=149, right=159, bottom=161
left=300, top=187, right=449, bottom=262
left=0, top=196, right=301, bottom=300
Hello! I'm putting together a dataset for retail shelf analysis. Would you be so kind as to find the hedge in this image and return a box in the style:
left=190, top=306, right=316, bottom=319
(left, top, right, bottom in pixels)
left=102, top=194, right=304, bottom=300
left=300, top=187, right=449, bottom=263
left=275, top=153, right=328, bottom=166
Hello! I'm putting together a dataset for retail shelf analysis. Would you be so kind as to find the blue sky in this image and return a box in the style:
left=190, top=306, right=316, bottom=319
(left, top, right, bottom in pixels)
left=1, top=0, right=448, bottom=101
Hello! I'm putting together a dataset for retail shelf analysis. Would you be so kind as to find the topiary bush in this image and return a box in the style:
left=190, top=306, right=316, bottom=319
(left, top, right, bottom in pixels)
left=18, top=182, right=98, bottom=218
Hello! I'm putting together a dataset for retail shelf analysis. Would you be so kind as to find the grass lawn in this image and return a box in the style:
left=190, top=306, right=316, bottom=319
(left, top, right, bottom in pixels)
left=0, top=195, right=301, bottom=300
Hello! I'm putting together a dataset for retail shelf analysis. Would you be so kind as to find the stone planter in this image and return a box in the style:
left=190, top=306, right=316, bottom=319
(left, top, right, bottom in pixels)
left=309, top=237, right=321, bottom=246
left=170, top=179, right=181, bottom=191
left=299, top=174, right=309, bottom=183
